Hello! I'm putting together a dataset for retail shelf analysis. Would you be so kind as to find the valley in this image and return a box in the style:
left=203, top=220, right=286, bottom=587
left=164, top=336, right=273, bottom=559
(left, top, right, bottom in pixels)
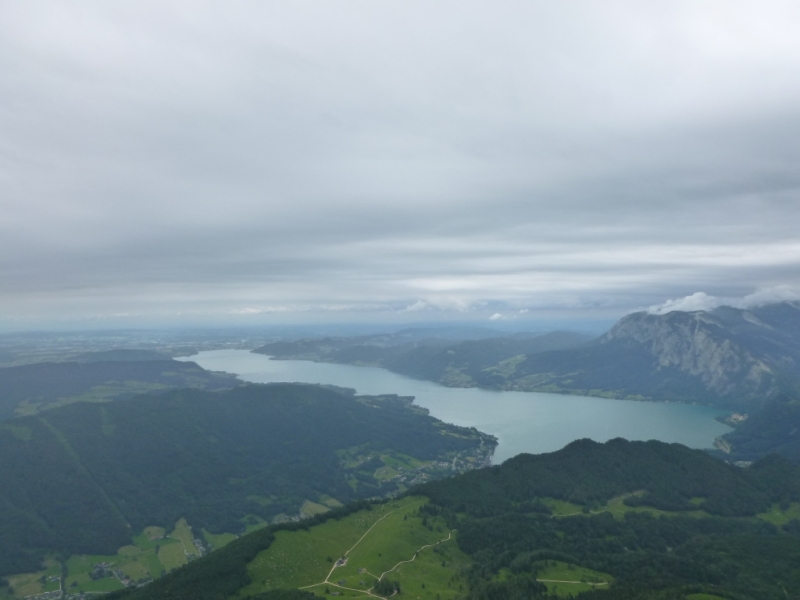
left=182, top=349, right=732, bottom=462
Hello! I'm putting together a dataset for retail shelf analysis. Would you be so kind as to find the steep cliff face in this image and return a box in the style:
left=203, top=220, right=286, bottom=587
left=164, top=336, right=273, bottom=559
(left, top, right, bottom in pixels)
left=508, top=301, right=800, bottom=409
left=602, top=310, right=775, bottom=399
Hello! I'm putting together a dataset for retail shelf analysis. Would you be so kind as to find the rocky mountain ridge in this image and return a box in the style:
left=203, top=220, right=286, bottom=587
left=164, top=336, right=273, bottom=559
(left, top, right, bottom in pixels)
left=604, top=302, right=800, bottom=400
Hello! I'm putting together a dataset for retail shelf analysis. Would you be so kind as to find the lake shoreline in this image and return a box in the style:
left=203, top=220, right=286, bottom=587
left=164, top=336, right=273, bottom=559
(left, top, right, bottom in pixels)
left=179, top=349, right=732, bottom=464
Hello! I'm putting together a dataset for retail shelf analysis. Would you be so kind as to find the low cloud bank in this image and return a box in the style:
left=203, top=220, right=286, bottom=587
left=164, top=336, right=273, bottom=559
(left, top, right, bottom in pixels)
left=647, top=286, right=800, bottom=315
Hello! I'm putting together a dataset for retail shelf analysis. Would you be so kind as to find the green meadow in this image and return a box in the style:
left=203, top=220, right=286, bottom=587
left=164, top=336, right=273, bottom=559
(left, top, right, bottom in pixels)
left=240, top=495, right=471, bottom=599
left=3, top=559, right=61, bottom=598
left=541, top=498, right=584, bottom=516
left=204, top=529, right=239, bottom=551
left=3, top=518, right=205, bottom=598
left=534, top=560, right=613, bottom=597
left=757, top=502, right=800, bottom=526
left=544, top=493, right=710, bottom=520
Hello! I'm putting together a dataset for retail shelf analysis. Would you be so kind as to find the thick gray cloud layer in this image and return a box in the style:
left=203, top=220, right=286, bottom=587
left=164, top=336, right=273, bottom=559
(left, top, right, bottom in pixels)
left=2, top=1, right=800, bottom=327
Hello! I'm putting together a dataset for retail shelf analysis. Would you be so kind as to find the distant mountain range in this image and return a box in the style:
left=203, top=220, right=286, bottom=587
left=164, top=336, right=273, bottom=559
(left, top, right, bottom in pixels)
left=254, top=302, right=800, bottom=412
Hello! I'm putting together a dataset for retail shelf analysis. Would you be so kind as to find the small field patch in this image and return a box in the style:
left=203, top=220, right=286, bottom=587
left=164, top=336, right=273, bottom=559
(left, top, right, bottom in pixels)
left=5, top=560, right=61, bottom=598
left=204, top=529, right=238, bottom=550
left=171, top=518, right=200, bottom=554
left=758, top=502, right=800, bottom=526
left=542, top=498, right=584, bottom=516
left=535, top=560, right=613, bottom=597
left=301, top=500, right=331, bottom=518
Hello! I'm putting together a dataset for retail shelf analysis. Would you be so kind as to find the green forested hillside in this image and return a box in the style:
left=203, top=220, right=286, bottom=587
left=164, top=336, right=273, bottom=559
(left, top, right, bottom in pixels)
left=714, top=395, right=800, bottom=463
left=419, top=439, right=800, bottom=599
left=253, top=331, right=592, bottom=387
left=0, top=384, right=493, bottom=578
left=99, top=439, right=800, bottom=600
left=0, top=358, right=238, bottom=420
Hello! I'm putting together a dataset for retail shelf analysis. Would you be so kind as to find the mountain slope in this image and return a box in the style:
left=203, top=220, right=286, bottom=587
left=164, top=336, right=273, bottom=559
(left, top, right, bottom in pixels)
left=509, top=303, right=800, bottom=409
left=714, top=395, right=800, bottom=463
left=254, top=302, right=800, bottom=410
left=253, top=330, right=593, bottom=385
left=0, top=384, right=494, bottom=577
left=106, top=439, right=800, bottom=600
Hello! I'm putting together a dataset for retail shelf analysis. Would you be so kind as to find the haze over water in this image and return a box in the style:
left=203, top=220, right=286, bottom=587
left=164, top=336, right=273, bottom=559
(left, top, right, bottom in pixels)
left=180, top=350, right=732, bottom=463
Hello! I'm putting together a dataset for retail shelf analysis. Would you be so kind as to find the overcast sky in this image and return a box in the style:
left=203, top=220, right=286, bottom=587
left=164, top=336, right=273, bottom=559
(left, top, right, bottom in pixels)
left=2, top=1, right=800, bottom=330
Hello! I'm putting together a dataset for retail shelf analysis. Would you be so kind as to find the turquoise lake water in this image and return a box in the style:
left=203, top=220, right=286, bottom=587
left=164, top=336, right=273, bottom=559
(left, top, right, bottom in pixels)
left=178, top=349, right=732, bottom=464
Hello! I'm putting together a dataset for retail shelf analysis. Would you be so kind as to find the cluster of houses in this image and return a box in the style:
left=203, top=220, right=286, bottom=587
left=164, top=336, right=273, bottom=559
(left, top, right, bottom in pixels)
left=191, top=536, right=208, bottom=558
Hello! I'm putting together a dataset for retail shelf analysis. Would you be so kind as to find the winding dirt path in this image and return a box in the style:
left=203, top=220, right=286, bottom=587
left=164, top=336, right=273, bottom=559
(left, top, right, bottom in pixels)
left=538, top=578, right=608, bottom=585
left=299, top=505, right=455, bottom=598
left=375, top=531, right=453, bottom=581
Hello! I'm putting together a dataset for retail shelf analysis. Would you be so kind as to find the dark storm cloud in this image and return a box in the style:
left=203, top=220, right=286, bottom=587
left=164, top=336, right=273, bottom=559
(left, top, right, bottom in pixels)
left=2, top=1, right=800, bottom=327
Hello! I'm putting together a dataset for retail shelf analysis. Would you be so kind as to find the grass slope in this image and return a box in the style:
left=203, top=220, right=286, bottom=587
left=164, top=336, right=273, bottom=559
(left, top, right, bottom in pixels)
left=241, top=496, right=470, bottom=599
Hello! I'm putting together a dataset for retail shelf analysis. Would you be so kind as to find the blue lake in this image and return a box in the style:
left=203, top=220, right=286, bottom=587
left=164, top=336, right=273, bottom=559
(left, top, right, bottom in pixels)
left=179, top=349, right=732, bottom=464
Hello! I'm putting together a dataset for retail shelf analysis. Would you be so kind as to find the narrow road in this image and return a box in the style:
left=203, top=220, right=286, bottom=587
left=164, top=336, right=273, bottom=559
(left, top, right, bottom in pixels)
left=538, top=578, right=608, bottom=585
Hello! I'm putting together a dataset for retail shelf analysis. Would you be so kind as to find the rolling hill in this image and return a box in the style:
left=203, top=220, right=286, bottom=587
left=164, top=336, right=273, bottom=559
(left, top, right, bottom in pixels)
left=99, top=438, right=800, bottom=600
left=0, top=383, right=494, bottom=580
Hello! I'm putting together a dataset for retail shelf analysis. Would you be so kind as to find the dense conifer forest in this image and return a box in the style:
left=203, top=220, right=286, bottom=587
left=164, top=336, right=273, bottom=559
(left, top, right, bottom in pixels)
left=0, top=384, right=492, bottom=578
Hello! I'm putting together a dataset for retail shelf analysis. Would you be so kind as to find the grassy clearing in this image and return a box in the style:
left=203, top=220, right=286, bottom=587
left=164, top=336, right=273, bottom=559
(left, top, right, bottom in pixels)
left=5, top=520, right=202, bottom=597
left=158, top=540, right=188, bottom=571
left=5, top=560, right=61, bottom=598
left=545, top=494, right=709, bottom=520
left=604, top=494, right=706, bottom=519
left=64, top=532, right=178, bottom=595
left=241, top=495, right=468, bottom=598
left=170, top=517, right=201, bottom=557
left=482, top=354, right=526, bottom=378
left=204, top=529, right=239, bottom=551
left=380, top=452, right=425, bottom=470
left=301, top=500, right=331, bottom=518
left=132, top=526, right=167, bottom=551
left=243, top=502, right=402, bottom=592
left=374, top=465, right=400, bottom=480
left=319, top=494, right=343, bottom=508
left=114, top=550, right=151, bottom=581
left=542, top=498, right=584, bottom=516
left=535, top=560, right=612, bottom=596
left=64, top=554, right=126, bottom=594
left=337, top=534, right=470, bottom=600
left=757, top=502, right=800, bottom=526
